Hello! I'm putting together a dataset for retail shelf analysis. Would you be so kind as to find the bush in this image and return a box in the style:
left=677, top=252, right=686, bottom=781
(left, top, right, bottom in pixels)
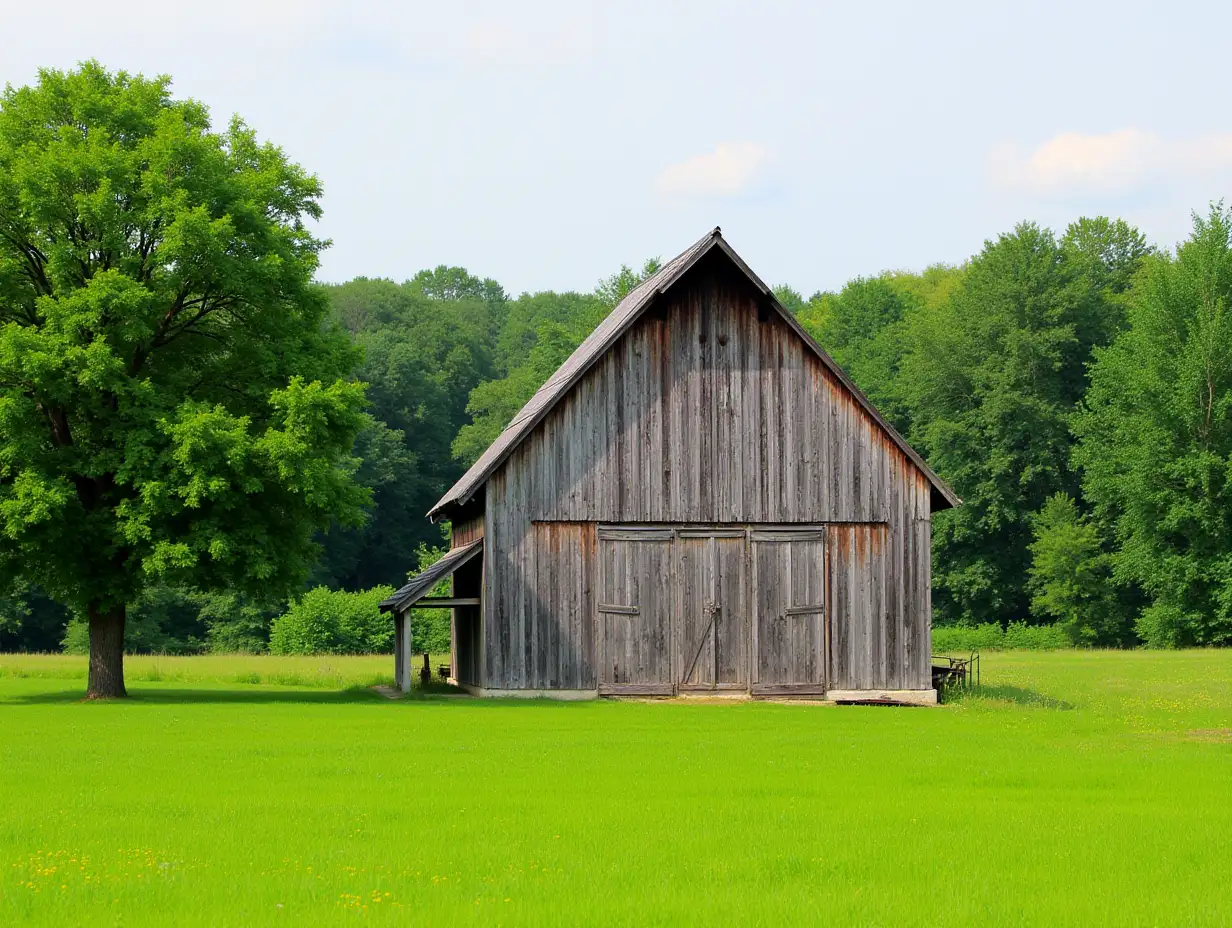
left=61, top=617, right=90, bottom=655
left=1002, top=621, right=1069, bottom=649
left=198, top=593, right=273, bottom=654
left=268, top=586, right=395, bottom=655
left=932, top=621, right=1070, bottom=652
left=1134, top=603, right=1198, bottom=649
left=932, top=623, right=1006, bottom=652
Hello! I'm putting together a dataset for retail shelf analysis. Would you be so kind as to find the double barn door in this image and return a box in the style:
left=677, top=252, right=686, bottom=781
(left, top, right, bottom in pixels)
left=597, top=526, right=826, bottom=696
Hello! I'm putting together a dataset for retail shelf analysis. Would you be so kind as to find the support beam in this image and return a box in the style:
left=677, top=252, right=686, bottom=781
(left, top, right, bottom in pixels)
left=394, top=609, right=413, bottom=693
left=414, top=597, right=481, bottom=608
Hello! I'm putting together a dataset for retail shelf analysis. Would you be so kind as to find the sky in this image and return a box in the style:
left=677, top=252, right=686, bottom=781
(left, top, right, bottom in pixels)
left=5, top=1, right=1232, bottom=297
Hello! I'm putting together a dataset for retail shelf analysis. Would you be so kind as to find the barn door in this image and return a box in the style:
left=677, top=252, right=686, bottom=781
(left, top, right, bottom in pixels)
left=676, top=531, right=748, bottom=691
left=597, top=528, right=674, bottom=695
left=752, top=531, right=826, bottom=694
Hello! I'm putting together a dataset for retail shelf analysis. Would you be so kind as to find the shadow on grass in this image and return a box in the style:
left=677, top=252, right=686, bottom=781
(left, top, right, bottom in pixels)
left=947, top=684, right=1075, bottom=710
left=4, top=684, right=471, bottom=706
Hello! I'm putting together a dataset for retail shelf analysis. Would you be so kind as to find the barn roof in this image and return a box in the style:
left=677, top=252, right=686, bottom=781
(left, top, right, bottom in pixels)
left=429, top=228, right=960, bottom=519
left=379, top=538, right=483, bottom=613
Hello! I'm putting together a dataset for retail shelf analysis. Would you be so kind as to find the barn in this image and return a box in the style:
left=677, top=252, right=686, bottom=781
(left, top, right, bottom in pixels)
left=382, top=228, right=959, bottom=702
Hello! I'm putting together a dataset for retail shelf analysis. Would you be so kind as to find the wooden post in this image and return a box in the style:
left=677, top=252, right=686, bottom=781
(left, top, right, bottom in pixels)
left=394, top=609, right=414, bottom=693
left=393, top=610, right=404, bottom=692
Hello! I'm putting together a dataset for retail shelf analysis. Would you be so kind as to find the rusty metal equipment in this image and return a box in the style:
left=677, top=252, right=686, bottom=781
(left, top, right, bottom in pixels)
left=932, top=651, right=980, bottom=692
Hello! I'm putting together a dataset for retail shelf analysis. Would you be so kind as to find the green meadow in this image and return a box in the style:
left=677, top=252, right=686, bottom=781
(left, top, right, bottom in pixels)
left=1, top=651, right=1230, bottom=927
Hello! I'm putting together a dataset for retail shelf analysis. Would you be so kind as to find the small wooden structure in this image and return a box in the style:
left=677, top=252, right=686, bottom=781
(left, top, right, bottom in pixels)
left=382, top=229, right=959, bottom=701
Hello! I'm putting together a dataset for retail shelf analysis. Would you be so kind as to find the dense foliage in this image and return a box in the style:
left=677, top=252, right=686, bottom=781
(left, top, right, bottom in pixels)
left=1074, top=207, right=1232, bottom=646
left=0, top=64, right=368, bottom=692
left=268, top=585, right=395, bottom=655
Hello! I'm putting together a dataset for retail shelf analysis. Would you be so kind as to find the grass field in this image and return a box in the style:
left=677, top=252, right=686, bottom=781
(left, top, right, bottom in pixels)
left=1, top=651, right=1230, bottom=926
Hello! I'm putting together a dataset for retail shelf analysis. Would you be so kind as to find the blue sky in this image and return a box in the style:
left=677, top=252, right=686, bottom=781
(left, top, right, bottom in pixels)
left=6, top=1, right=1232, bottom=296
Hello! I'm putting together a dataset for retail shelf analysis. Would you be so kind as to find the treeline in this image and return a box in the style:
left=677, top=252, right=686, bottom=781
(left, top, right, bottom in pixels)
left=786, top=210, right=1231, bottom=647
left=2, top=209, right=1229, bottom=653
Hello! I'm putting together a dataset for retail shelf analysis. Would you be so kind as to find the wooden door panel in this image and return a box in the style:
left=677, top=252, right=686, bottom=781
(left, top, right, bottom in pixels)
left=753, top=532, right=826, bottom=691
left=598, top=531, right=673, bottom=693
left=714, top=537, right=748, bottom=686
left=676, top=536, right=714, bottom=687
left=676, top=532, right=749, bottom=689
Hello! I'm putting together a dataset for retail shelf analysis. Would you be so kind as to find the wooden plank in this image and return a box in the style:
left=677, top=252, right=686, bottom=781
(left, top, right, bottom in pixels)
left=678, top=683, right=748, bottom=692
left=393, top=610, right=406, bottom=693
left=597, top=528, right=674, bottom=541
left=715, top=535, right=747, bottom=686
left=598, top=683, right=674, bottom=696
left=535, top=522, right=549, bottom=688
left=886, top=453, right=903, bottom=690
left=575, top=522, right=592, bottom=688
left=520, top=464, right=534, bottom=690
left=750, top=530, right=824, bottom=542
left=676, top=535, right=704, bottom=685
left=751, top=683, right=827, bottom=696
left=830, top=526, right=850, bottom=690
left=598, top=604, right=639, bottom=615
left=415, top=597, right=481, bottom=607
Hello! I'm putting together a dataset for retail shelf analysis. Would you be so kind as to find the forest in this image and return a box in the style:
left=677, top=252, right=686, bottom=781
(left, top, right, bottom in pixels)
left=1, top=67, right=1229, bottom=659
left=4, top=207, right=1231, bottom=656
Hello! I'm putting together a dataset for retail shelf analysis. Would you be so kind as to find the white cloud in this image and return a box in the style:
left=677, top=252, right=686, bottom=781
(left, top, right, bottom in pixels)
left=656, top=142, right=771, bottom=198
left=990, top=129, right=1232, bottom=196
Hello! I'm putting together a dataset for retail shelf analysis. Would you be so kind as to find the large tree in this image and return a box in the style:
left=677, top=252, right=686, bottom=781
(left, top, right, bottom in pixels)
left=898, top=220, right=1146, bottom=624
left=1075, top=206, right=1232, bottom=646
left=0, top=63, right=368, bottom=696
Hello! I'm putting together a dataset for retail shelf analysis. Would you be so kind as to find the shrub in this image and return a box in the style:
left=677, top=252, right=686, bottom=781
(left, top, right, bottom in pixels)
left=268, top=586, right=395, bottom=655
left=1002, top=621, right=1069, bottom=649
left=198, top=593, right=273, bottom=654
left=932, top=621, right=1070, bottom=651
left=1134, top=603, right=1198, bottom=649
left=932, top=623, right=1006, bottom=652
left=61, top=617, right=90, bottom=655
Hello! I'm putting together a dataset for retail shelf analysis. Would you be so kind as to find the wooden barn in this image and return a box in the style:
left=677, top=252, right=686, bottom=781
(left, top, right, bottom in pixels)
left=382, top=228, right=959, bottom=702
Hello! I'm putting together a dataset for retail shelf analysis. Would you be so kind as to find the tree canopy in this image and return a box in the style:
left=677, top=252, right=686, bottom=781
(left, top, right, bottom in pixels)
left=0, top=63, right=368, bottom=695
left=1075, top=207, right=1232, bottom=646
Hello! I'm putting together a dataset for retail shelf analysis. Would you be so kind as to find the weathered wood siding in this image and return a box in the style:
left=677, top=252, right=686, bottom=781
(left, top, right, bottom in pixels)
left=447, top=514, right=486, bottom=686
left=449, top=555, right=484, bottom=687
left=483, top=257, right=933, bottom=691
left=451, top=514, right=484, bottom=549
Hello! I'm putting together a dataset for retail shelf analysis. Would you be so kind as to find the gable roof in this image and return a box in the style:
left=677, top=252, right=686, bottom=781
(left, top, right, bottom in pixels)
left=379, top=538, right=483, bottom=613
left=429, top=228, right=960, bottom=519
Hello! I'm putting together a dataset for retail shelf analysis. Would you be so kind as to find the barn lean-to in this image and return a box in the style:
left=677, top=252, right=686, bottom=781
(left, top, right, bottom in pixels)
left=382, top=228, right=959, bottom=702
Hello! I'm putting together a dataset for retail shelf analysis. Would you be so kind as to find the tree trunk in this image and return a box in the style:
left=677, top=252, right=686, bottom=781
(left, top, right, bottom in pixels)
left=87, top=601, right=127, bottom=699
